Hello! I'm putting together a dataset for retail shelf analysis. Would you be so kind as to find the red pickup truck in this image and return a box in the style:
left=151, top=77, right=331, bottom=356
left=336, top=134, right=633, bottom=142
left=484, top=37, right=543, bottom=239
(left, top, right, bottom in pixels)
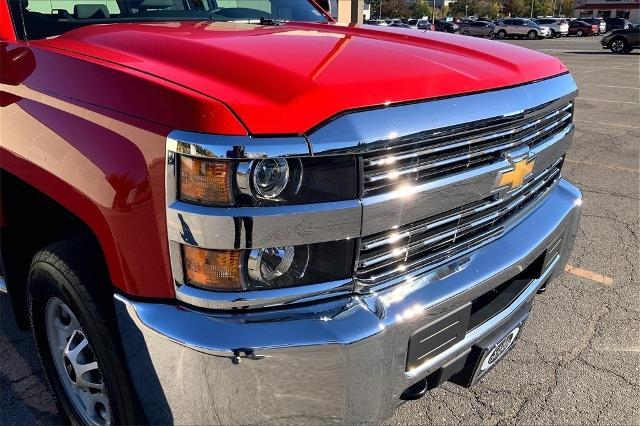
left=0, top=1, right=581, bottom=424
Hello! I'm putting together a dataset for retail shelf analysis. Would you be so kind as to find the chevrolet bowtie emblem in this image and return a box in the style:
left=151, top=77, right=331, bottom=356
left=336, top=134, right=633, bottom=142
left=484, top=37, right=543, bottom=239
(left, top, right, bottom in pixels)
left=497, top=157, right=535, bottom=190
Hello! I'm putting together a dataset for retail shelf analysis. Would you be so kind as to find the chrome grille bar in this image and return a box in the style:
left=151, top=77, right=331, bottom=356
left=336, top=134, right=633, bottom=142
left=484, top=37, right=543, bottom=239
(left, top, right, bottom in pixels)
left=363, top=103, right=572, bottom=195
left=357, top=158, right=563, bottom=283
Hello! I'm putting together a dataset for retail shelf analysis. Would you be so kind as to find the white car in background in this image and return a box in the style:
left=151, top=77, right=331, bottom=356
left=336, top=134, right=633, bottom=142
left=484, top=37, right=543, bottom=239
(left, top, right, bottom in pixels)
left=536, top=18, right=570, bottom=37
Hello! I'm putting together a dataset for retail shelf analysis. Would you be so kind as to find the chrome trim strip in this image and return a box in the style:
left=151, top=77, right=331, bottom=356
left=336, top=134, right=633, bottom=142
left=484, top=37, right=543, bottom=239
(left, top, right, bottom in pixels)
left=0, top=277, right=7, bottom=294
left=307, top=74, right=578, bottom=155
left=360, top=173, right=562, bottom=285
left=175, top=278, right=354, bottom=310
left=360, top=125, right=573, bottom=237
left=166, top=199, right=362, bottom=250
left=167, top=130, right=310, bottom=159
left=364, top=109, right=571, bottom=179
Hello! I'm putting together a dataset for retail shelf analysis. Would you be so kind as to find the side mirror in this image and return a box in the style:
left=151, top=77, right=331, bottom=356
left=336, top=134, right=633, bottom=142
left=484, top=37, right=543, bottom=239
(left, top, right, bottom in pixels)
left=0, top=44, right=36, bottom=86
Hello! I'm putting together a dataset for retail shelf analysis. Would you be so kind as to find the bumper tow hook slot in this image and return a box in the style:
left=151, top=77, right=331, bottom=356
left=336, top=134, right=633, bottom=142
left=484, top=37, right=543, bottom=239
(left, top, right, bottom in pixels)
left=400, top=378, right=428, bottom=400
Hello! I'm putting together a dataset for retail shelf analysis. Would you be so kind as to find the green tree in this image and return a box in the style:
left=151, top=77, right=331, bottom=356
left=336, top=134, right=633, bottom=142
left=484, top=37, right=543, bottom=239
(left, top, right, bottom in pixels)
left=413, top=0, right=433, bottom=19
left=448, top=0, right=502, bottom=18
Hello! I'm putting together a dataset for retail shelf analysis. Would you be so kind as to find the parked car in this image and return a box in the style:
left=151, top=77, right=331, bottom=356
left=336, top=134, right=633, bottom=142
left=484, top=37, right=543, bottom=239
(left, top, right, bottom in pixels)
left=568, top=20, right=598, bottom=36
left=536, top=18, right=570, bottom=37
left=601, top=24, right=640, bottom=53
left=388, top=21, right=412, bottom=28
left=460, top=20, right=496, bottom=37
left=405, top=18, right=419, bottom=28
left=604, top=17, right=631, bottom=31
left=434, top=19, right=459, bottom=33
left=582, top=17, right=606, bottom=34
left=416, top=18, right=431, bottom=30
left=364, top=19, right=389, bottom=26
left=1, top=0, right=582, bottom=424
left=495, top=18, right=550, bottom=39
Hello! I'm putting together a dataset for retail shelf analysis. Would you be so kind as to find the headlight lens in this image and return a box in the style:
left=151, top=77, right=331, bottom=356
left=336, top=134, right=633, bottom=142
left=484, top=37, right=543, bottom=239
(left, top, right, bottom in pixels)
left=248, top=246, right=309, bottom=284
left=180, top=240, right=356, bottom=292
left=252, top=158, right=291, bottom=199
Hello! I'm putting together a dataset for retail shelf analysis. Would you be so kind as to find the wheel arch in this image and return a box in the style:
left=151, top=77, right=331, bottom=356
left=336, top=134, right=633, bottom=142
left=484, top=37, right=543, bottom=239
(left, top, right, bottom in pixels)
left=1, top=166, right=118, bottom=329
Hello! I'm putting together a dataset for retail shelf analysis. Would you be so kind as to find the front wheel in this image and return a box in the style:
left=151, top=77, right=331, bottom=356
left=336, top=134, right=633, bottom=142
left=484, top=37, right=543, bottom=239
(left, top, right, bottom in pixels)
left=610, top=38, right=629, bottom=54
left=497, top=30, right=507, bottom=39
left=28, top=238, right=140, bottom=425
left=550, top=29, right=556, bottom=38
left=527, top=30, right=537, bottom=40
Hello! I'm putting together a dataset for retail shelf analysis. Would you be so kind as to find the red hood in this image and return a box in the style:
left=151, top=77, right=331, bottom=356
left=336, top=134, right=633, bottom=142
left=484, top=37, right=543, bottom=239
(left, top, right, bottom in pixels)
left=37, top=22, right=568, bottom=135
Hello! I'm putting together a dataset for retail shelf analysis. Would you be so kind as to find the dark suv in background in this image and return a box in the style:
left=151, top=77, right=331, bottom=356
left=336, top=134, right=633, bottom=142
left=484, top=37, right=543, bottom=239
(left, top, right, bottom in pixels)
left=604, top=17, right=631, bottom=31
left=434, top=19, right=459, bottom=33
left=601, top=24, right=640, bottom=53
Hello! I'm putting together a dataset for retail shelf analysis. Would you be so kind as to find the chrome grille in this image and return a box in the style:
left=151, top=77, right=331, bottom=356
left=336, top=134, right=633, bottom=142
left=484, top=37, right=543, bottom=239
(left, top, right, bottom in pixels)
left=363, top=103, right=572, bottom=196
left=356, top=158, right=564, bottom=284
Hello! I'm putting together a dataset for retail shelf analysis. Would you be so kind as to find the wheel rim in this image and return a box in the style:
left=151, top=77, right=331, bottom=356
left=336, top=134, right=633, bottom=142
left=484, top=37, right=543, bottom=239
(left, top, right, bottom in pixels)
left=612, top=40, right=625, bottom=52
left=498, top=31, right=505, bottom=39
left=45, top=297, right=111, bottom=426
left=577, top=30, right=583, bottom=36
left=528, top=31, right=536, bottom=39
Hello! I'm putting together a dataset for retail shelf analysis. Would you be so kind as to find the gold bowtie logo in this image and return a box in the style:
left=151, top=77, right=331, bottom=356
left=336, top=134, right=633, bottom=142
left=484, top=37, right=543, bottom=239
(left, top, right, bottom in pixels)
left=497, top=158, right=535, bottom=190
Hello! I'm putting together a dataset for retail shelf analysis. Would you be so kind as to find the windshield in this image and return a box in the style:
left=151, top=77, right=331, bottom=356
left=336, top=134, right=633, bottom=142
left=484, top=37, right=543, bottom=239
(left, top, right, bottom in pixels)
left=9, top=0, right=329, bottom=40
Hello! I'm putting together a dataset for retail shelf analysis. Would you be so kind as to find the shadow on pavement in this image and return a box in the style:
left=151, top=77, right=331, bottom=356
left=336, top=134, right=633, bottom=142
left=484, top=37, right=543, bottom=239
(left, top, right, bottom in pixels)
left=0, top=295, right=61, bottom=425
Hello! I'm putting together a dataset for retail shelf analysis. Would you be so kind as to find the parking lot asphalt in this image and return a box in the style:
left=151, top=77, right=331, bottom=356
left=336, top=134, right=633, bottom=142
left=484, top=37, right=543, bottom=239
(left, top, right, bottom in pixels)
left=1, top=36, right=639, bottom=425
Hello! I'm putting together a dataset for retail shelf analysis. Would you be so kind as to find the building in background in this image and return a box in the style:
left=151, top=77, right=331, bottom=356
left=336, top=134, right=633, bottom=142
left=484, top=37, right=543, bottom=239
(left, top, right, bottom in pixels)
left=573, top=0, right=640, bottom=23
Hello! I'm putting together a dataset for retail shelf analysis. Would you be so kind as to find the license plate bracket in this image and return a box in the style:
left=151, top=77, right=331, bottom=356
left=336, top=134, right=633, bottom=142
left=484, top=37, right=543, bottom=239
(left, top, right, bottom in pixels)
left=469, top=322, right=523, bottom=386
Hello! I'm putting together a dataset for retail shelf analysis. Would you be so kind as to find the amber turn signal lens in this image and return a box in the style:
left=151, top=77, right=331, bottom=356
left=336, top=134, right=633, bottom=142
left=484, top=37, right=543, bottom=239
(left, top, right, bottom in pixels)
left=179, top=156, right=232, bottom=205
left=182, top=245, right=243, bottom=290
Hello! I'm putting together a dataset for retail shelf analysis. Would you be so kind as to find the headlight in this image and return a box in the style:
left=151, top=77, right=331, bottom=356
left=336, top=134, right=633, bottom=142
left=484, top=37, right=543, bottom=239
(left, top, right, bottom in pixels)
left=177, top=155, right=358, bottom=206
left=248, top=245, right=309, bottom=285
left=181, top=240, right=356, bottom=291
left=252, top=158, right=291, bottom=199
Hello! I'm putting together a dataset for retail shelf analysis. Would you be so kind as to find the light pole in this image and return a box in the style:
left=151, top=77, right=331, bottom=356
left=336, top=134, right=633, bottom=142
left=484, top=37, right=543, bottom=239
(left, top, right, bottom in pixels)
left=432, top=0, right=436, bottom=30
left=530, top=0, right=534, bottom=18
left=465, top=5, right=468, bottom=18
left=379, top=0, right=382, bottom=19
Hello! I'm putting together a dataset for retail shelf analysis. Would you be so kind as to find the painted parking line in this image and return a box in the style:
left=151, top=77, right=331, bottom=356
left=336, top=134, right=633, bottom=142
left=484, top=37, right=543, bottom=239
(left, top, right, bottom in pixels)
left=576, top=97, right=640, bottom=105
left=565, top=265, right=614, bottom=285
left=564, top=159, right=639, bottom=173
left=579, top=83, right=640, bottom=90
left=573, top=119, right=640, bottom=130
left=573, top=63, right=640, bottom=74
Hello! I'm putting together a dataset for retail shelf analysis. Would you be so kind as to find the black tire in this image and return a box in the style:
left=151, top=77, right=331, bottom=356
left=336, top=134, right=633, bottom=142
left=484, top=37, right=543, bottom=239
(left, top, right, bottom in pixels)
left=576, top=29, right=584, bottom=37
left=497, top=29, right=507, bottom=39
left=550, top=29, right=556, bottom=38
left=610, top=37, right=630, bottom=54
left=527, top=30, right=537, bottom=40
left=28, top=238, right=140, bottom=425
left=462, top=30, right=470, bottom=36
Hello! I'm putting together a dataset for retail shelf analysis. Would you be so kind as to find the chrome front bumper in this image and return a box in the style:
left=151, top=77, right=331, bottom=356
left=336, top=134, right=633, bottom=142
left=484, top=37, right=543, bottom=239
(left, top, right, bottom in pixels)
left=115, top=179, right=581, bottom=425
